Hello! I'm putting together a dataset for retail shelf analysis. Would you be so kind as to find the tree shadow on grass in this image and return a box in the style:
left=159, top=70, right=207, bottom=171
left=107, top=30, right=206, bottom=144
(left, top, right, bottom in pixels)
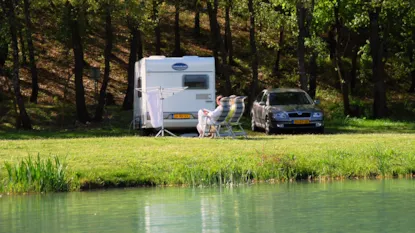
left=0, top=107, right=136, bottom=140
left=325, top=118, right=415, bottom=134
left=0, top=129, right=135, bottom=140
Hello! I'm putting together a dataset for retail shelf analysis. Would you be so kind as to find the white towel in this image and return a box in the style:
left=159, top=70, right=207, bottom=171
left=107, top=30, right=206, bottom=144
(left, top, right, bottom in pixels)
left=146, top=89, right=162, bottom=128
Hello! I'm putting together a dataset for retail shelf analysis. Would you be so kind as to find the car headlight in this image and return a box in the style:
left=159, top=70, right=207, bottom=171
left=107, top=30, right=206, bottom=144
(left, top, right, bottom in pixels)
left=273, top=112, right=289, bottom=119
left=312, top=112, right=323, bottom=118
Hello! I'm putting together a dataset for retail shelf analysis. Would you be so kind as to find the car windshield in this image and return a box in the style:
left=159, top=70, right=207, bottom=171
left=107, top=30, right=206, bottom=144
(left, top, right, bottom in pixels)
left=269, top=92, right=312, bottom=105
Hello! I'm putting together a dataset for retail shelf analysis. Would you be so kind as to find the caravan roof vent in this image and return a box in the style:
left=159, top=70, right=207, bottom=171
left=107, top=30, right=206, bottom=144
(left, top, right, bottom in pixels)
left=148, top=56, right=166, bottom=59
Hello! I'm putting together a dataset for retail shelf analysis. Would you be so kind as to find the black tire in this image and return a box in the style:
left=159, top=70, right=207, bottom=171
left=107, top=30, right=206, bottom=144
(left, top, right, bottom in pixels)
left=316, top=127, right=325, bottom=134
left=139, top=128, right=152, bottom=136
left=251, top=114, right=258, bottom=132
left=265, top=117, right=274, bottom=135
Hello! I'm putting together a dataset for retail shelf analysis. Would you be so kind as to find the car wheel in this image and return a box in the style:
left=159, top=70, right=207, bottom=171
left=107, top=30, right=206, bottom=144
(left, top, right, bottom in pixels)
left=315, top=127, right=325, bottom=134
left=251, top=114, right=258, bottom=132
left=265, top=117, right=274, bottom=135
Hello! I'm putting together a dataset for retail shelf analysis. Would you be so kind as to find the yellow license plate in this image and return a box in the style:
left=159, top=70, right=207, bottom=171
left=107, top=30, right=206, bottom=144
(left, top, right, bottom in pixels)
left=173, top=114, right=191, bottom=119
left=294, top=120, right=310, bottom=124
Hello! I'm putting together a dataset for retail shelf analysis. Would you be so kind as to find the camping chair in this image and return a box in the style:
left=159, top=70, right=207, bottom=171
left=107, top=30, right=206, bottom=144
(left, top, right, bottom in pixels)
left=200, top=97, right=234, bottom=138
left=227, top=96, right=248, bottom=138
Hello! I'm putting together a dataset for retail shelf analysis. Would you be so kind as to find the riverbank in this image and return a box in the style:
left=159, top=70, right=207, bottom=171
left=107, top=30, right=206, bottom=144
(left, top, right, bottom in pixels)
left=1, top=133, right=415, bottom=193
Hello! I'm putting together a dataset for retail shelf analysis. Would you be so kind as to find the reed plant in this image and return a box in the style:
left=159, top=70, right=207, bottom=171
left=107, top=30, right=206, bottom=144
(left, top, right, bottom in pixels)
left=2, top=155, right=72, bottom=193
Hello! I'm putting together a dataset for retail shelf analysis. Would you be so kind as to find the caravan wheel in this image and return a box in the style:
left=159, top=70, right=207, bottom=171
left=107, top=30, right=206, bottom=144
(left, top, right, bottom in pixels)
left=139, top=128, right=153, bottom=137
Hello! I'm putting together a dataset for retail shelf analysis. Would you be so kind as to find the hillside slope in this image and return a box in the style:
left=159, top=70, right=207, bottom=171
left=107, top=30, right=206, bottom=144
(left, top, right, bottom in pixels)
left=0, top=4, right=414, bottom=132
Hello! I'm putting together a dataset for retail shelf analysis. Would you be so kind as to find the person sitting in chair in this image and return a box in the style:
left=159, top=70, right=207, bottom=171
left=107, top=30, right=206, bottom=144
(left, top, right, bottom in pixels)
left=197, top=95, right=223, bottom=137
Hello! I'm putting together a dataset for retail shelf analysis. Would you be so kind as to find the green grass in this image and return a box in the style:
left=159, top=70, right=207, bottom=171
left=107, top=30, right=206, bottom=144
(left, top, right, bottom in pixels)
left=1, top=155, right=75, bottom=193
left=1, top=133, right=414, bottom=193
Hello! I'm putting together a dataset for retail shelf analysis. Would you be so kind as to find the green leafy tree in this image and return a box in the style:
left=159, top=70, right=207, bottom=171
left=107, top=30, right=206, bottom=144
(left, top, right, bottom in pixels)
left=152, top=0, right=163, bottom=55
left=94, top=0, right=118, bottom=121
left=122, top=0, right=150, bottom=110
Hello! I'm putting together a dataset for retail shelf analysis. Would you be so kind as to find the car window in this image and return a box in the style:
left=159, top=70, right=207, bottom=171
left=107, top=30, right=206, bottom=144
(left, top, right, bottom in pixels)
left=269, top=92, right=313, bottom=105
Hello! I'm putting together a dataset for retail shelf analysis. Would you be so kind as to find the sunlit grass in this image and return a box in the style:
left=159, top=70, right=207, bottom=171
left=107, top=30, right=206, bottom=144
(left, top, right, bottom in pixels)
left=1, top=134, right=414, bottom=192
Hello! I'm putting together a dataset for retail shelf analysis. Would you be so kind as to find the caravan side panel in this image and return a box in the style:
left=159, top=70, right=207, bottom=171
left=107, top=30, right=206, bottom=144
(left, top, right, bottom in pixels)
left=140, top=57, right=216, bottom=129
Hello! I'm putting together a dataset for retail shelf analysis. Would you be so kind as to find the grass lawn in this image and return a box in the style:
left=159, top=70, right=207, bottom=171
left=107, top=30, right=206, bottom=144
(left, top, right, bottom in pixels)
left=1, top=132, right=415, bottom=192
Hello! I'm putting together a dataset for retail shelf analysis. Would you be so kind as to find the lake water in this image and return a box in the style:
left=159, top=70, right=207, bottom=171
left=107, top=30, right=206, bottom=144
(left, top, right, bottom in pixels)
left=1, top=179, right=414, bottom=233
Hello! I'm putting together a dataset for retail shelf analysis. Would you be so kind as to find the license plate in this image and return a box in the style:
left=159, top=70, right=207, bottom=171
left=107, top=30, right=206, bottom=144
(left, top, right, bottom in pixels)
left=173, top=114, right=191, bottom=119
left=294, top=119, right=310, bottom=124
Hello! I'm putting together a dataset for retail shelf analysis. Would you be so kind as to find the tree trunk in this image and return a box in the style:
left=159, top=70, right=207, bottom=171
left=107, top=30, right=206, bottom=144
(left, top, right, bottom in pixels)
left=409, top=49, right=415, bottom=93
left=4, top=0, right=32, bottom=129
left=23, top=0, right=39, bottom=103
left=207, top=0, right=231, bottom=95
left=0, top=6, right=7, bottom=70
left=214, top=0, right=231, bottom=95
left=0, top=36, right=8, bottom=75
left=137, top=29, right=143, bottom=61
left=350, top=45, right=358, bottom=93
left=172, top=1, right=182, bottom=56
left=207, top=2, right=219, bottom=62
left=122, top=24, right=138, bottom=110
left=334, top=3, right=349, bottom=116
left=193, top=0, right=200, bottom=37
left=18, top=28, right=27, bottom=65
left=214, top=1, right=232, bottom=95
left=273, top=25, right=284, bottom=77
left=248, top=0, right=258, bottom=108
left=327, top=26, right=336, bottom=60
left=408, top=27, right=415, bottom=93
left=225, top=1, right=234, bottom=65
left=309, top=52, right=317, bottom=99
left=206, top=0, right=221, bottom=92
left=94, top=5, right=113, bottom=121
left=296, top=3, right=308, bottom=91
left=369, top=7, right=387, bottom=118
left=153, top=0, right=161, bottom=55
left=69, top=3, right=90, bottom=123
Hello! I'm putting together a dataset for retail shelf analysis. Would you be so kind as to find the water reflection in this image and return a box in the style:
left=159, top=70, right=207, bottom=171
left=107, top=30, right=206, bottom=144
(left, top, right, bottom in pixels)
left=1, top=179, right=415, bottom=233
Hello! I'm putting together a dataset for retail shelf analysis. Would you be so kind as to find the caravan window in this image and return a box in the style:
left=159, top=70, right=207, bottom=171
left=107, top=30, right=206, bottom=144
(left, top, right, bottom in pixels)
left=183, top=75, right=209, bottom=89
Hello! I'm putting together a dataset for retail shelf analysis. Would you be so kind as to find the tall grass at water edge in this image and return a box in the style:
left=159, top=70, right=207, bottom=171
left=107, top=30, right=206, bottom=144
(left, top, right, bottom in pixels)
left=0, top=155, right=76, bottom=193
left=81, top=145, right=415, bottom=189
left=172, top=148, right=415, bottom=187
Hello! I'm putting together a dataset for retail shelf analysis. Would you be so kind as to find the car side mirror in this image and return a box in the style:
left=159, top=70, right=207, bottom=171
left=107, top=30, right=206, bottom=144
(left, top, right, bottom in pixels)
left=314, top=99, right=320, bottom=105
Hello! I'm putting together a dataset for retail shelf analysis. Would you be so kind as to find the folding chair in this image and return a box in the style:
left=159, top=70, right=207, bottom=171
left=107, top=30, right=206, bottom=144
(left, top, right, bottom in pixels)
left=200, top=97, right=234, bottom=138
left=227, top=96, right=248, bottom=138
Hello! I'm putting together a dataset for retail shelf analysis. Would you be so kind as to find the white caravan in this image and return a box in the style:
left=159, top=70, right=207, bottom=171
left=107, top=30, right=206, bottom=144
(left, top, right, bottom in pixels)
left=133, top=56, right=216, bottom=130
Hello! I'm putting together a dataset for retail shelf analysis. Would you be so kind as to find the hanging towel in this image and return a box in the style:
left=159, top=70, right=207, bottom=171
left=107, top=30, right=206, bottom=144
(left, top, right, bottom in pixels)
left=146, top=89, right=162, bottom=128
